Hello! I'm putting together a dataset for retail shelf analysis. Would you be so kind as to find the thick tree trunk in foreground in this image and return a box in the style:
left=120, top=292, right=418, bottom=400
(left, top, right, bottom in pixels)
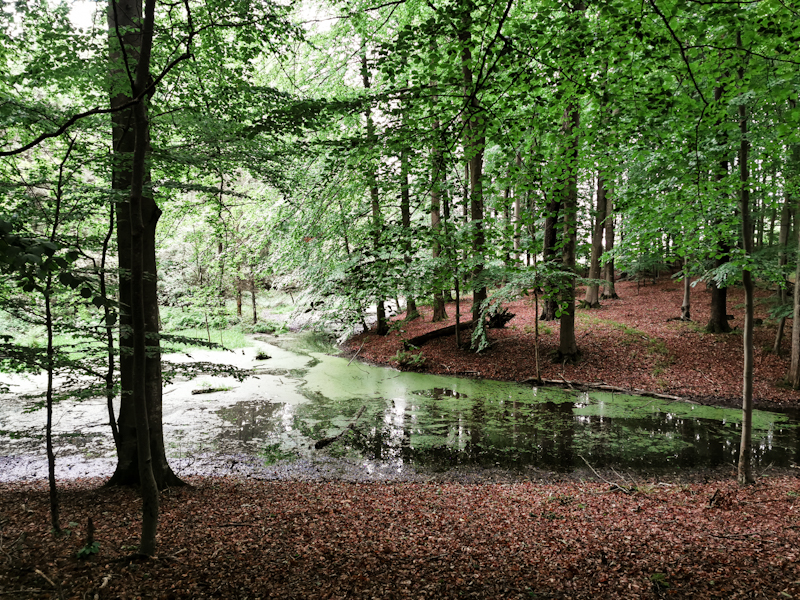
left=108, top=0, right=161, bottom=555
left=106, top=0, right=181, bottom=491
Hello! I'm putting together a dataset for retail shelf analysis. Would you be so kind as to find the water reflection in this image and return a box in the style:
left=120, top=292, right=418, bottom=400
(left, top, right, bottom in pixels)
left=216, top=386, right=799, bottom=473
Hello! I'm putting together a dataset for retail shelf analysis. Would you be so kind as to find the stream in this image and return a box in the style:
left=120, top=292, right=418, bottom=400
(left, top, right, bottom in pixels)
left=1, top=333, right=798, bottom=483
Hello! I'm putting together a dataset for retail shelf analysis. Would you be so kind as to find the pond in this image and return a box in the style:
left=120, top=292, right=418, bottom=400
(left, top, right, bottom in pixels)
left=1, top=333, right=797, bottom=481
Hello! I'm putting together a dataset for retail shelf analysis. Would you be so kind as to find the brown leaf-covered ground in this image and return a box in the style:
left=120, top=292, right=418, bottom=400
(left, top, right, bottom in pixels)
left=346, top=278, right=800, bottom=409
left=3, top=279, right=800, bottom=600
left=2, top=476, right=800, bottom=599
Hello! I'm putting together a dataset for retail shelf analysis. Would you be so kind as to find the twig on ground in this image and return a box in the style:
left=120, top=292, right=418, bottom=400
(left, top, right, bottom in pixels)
left=348, top=337, right=367, bottom=366
left=579, top=455, right=634, bottom=494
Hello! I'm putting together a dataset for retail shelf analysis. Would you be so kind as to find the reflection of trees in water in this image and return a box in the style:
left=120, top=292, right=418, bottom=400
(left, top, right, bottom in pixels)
left=523, top=401, right=576, bottom=470
left=215, top=393, right=798, bottom=472
left=216, top=401, right=292, bottom=443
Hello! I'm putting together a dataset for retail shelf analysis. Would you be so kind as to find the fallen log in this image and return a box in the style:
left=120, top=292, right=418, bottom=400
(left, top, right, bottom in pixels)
left=519, top=377, right=690, bottom=403
left=404, top=319, right=475, bottom=349
left=191, top=387, right=232, bottom=395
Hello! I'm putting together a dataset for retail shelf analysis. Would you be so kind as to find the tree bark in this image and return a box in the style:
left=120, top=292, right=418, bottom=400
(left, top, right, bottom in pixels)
left=400, top=143, right=418, bottom=320
left=601, top=192, right=617, bottom=299
left=361, top=54, right=388, bottom=336
left=250, top=270, right=258, bottom=324
left=681, top=255, right=691, bottom=321
left=737, top=45, right=754, bottom=485
left=787, top=97, right=800, bottom=387
left=458, top=2, right=486, bottom=333
left=430, top=112, right=448, bottom=322
left=111, top=0, right=161, bottom=554
left=106, top=0, right=182, bottom=491
left=773, top=198, right=791, bottom=354
left=706, top=85, right=732, bottom=335
left=557, top=99, right=580, bottom=361
left=539, top=169, right=562, bottom=320
left=582, top=172, right=606, bottom=308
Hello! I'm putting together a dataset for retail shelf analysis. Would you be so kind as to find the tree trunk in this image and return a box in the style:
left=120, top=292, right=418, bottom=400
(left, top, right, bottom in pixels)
left=459, top=4, right=486, bottom=330
left=513, top=153, right=522, bottom=262
left=773, top=198, right=791, bottom=354
left=236, top=278, right=243, bottom=317
left=681, top=256, right=691, bottom=321
left=430, top=112, right=447, bottom=322
left=361, top=54, right=388, bottom=336
left=790, top=208, right=800, bottom=387
left=706, top=85, right=732, bottom=335
left=557, top=99, right=580, bottom=361
left=540, top=192, right=562, bottom=320
left=113, top=0, right=161, bottom=555
left=400, top=144, right=418, bottom=320
left=250, top=270, right=258, bottom=324
left=45, top=273, right=60, bottom=534
left=737, top=47, right=754, bottom=486
left=601, top=193, right=617, bottom=299
left=787, top=97, right=800, bottom=387
left=106, top=0, right=181, bottom=491
left=582, top=172, right=606, bottom=308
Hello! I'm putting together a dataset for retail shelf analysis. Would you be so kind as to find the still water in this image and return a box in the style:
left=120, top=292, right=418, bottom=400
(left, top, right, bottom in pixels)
left=1, top=334, right=797, bottom=479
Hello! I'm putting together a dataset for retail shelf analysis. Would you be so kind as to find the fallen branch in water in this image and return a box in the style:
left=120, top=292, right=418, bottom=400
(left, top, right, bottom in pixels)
left=190, top=387, right=232, bottom=395
left=519, top=377, right=688, bottom=403
left=314, top=405, right=366, bottom=449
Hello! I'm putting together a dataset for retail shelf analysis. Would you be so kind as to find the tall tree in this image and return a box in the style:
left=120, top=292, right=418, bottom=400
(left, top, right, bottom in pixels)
left=106, top=0, right=182, bottom=490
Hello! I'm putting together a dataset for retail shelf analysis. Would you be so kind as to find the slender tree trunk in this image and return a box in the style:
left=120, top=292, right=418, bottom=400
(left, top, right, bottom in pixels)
left=400, top=143, right=418, bottom=320
left=250, top=270, right=258, bottom=324
left=236, top=277, right=243, bottom=317
left=583, top=172, right=606, bottom=308
left=100, top=203, right=119, bottom=449
left=513, top=152, right=522, bottom=262
left=773, top=199, right=791, bottom=354
left=44, top=273, right=60, bottom=534
left=707, top=86, right=733, bottom=334
left=681, top=256, right=691, bottom=321
left=540, top=192, right=562, bottom=320
left=787, top=97, right=800, bottom=387
left=558, top=99, right=580, bottom=361
left=737, top=46, right=754, bottom=486
left=430, top=111, right=448, bottom=322
left=458, top=5, right=486, bottom=330
left=601, top=192, right=617, bottom=299
left=361, top=54, right=388, bottom=335
left=790, top=209, right=800, bottom=387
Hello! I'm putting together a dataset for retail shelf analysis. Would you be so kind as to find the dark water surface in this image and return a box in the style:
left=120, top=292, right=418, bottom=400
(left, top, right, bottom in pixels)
left=1, top=336, right=797, bottom=480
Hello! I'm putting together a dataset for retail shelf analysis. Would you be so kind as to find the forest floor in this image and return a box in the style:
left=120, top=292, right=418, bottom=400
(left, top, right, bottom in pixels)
left=344, top=277, right=800, bottom=410
left=1, top=476, right=799, bottom=599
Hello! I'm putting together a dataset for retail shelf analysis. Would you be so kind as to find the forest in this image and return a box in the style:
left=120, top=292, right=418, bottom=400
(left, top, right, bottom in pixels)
left=1, top=0, right=799, bottom=596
